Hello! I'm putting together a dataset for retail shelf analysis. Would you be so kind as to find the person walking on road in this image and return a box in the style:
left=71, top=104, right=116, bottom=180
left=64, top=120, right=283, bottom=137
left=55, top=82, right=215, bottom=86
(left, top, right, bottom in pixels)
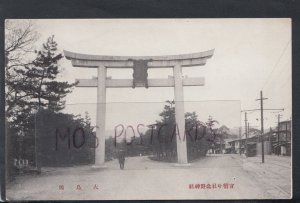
left=118, top=150, right=126, bottom=170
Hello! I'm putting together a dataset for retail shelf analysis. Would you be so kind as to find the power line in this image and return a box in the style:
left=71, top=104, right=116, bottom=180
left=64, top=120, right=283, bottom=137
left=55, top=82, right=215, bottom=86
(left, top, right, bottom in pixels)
left=241, top=108, right=284, bottom=112
left=64, top=99, right=242, bottom=105
left=262, top=39, right=291, bottom=90
left=278, top=76, right=292, bottom=90
left=263, top=60, right=291, bottom=93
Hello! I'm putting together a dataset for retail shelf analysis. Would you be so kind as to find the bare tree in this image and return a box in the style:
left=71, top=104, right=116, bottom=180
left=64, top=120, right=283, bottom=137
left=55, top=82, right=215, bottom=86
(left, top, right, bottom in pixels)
left=5, top=20, right=39, bottom=119
left=5, top=20, right=38, bottom=68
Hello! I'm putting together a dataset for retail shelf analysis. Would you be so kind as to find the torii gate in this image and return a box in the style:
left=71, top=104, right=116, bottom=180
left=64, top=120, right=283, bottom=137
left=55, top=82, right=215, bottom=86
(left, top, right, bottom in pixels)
left=64, top=49, right=214, bottom=167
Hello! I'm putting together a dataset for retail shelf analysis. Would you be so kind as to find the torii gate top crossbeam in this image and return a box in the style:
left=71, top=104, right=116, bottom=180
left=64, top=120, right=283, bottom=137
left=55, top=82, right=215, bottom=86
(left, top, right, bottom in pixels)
left=63, top=49, right=214, bottom=68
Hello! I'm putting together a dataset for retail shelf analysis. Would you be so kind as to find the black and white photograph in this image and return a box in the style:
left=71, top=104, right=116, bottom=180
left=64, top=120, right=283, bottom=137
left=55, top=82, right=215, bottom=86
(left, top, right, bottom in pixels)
left=4, top=19, right=292, bottom=200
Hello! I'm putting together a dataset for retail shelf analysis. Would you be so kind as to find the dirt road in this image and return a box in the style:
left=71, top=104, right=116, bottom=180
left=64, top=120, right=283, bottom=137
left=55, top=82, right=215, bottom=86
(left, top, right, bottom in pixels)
left=6, top=154, right=291, bottom=200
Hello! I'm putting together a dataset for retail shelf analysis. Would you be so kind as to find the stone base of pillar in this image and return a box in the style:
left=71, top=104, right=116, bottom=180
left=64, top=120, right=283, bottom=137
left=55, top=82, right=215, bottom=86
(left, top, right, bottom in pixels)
left=173, top=163, right=191, bottom=167
left=91, top=164, right=107, bottom=170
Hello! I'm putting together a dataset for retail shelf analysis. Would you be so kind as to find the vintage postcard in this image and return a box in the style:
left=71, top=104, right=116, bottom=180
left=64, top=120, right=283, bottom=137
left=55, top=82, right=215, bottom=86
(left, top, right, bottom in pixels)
left=4, top=19, right=292, bottom=200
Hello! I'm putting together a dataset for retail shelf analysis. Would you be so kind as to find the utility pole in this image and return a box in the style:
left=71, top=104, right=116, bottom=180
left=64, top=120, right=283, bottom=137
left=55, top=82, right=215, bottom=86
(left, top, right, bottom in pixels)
left=256, top=90, right=268, bottom=164
left=248, top=122, right=250, bottom=136
left=244, top=112, right=248, bottom=157
left=241, top=95, right=283, bottom=163
left=277, top=114, right=282, bottom=155
left=286, top=122, right=288, bottom=142
left=239, top=127, right=241, bottom=155
left=247, top=122, right=250, bottom=156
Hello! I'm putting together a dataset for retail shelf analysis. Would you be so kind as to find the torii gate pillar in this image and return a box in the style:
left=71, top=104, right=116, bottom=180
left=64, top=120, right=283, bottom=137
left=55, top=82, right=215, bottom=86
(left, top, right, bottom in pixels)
left=95, top=65, right=106, bottom=166
left=173, top=64, right=188, bottom=164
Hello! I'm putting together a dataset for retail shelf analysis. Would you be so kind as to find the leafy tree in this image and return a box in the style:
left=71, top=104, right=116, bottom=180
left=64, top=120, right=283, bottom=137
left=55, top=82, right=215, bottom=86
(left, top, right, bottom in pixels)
left=26, top=35, right=77, bottom=111
left=143, top=101, right=213, bottom=162
left=248, top=128, right=261, bottom=137
left=5, top=30, right=85, bottom=180
left=35, top=109, right=95, bottom=167
left=83, top=111, right=95, bottom=133
left=5, top=20, right=39, bottom=181
left=8, top=35, right=77, bottom=133
left=206, top=115, right=219, bottom=128
left=156, top=100, right=176, bottom=159
left=217, top=125, right=230, bottom=135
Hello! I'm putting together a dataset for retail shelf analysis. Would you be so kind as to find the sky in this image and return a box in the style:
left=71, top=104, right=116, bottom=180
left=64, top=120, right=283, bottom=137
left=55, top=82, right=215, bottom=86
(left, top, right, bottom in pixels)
left=26, top=19, right=291, bottom=134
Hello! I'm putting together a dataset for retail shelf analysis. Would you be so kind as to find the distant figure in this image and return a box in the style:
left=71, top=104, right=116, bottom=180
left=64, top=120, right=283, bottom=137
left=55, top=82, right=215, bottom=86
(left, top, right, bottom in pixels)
left=118, top=150, right=126, bottom=170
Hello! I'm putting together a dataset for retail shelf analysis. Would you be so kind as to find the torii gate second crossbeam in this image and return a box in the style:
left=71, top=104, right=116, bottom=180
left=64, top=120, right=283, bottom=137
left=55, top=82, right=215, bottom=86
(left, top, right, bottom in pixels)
left=64, top=49, right=214, bottom=167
